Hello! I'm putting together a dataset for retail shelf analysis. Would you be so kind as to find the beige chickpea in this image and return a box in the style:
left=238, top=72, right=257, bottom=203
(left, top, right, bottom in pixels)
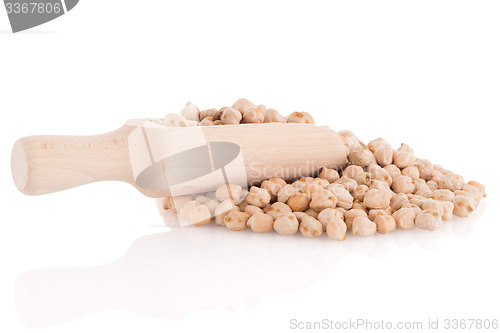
left=415, top=159, right=435, bottom=181
left=374, top=214, right=396, bottom=234
left=383, top=164, right=401, bottom=180
left=344, top=209, right=368, bottom=230
left=263, top=108, right=286, bottom=123
left=200, top=117, right=215, bottom=126
left=348, top=146, right=373, bottom=167
left=334, top=177, right=358, bottom=193
left=199, top=108, right=220, bottom=121
left=287, top=111, right=314, bottom=124
left=374, top=145, right=393, bottom=166
left=353, top=185, right=369, bottom=201
left=216, top=184, right=243, bottom=202
left=393, top=207, right=416, bottom=230
left=312, top=178, right=330, bottom=188
left=318, top=167, right=340, bottom=183
left=370, top=180, right=392, bottom=193
left=274, top=213, right=299, bottom=235
left=214, top=199, right=239, bottom=225
left=292, top=180, right=308, bottom=192
left=363, top=189, right=392, bottom=209
left=224, top=211, right=250, bottom=231
left=394, top=144, right=415, bottom=169
left=461, top=184, right=483, bottom=202
left=352, top=216, right=377, bottom=236
left=401, top=166, right=420, bottom=180
left=415, top=188, right=433, bottom=198
left=309, top=192, right=337, bottom=212
left=245, top=186, right=271, bottom=207
left=453, top=195, right=475, bottom=217
left=213, top=120, right=222, bottom=125
left=427, top=181, right=438, bottom=191
left=303, top=209, right=319, bottom=220
left=179, top=200, right=200, bottom=221
left=355, top=172, right=371, bottom=186
left=368, top=209, right=389, bottom=221
left=352, top=200, right=366, bottom=211
left=441, top=201, right=454, bottom=221
left=232, top=98, right=256, bottom=115
left=179, top=101, right=200, bottom=121
left=390, top=193, right=409, bottom=211
left=391, top=175, right=415, bottom=194
left=401, top=203, right=422, bottom=216
left=422, top=200, right=444, bottom=217
left=453, top=190, right=477, bottom=203
left=343, top=165, right=364, bottom=180
left=299, top=216, right=324, bottom=238
left=367, top=137, right=390, bottom=152
left=415, top=209, right=442, bottom=231
left=260, top=180, right=282, bottom=201
left=189, top=205, right=211, bottom=226
left=305, top=184, right=325, bottom=198
left=432, top=189, right=455, bottom=202
left=245, top=205, right=263, bottom=216
left=247, top=213, right=274, bottom=233
left=327, top=184, right=354, bottom=209
left=243, top=106, right=265, bottom=123
left=287, top=192, right=311, bottom=212
left=430, top=171, right=446, bottom=188
left=442, top=173, right=465, bottom=191
left=326, top=217, right=347, bottom=241
left=467, top=180, right=486, bottom=197
left=317, top=208, right=343, bottom=231
left=409, top=195, right=428, bottom=209
left=265, top=202, right=293, bottom=220
left=277, top=184, right=297, bottom=203
left=220, top=107, right=242, bottom=124
left=370, top=167, right=392, bottom=186
left=237, top=198, right=249, bottom=212
left=293, top=212, right=308, bottom=222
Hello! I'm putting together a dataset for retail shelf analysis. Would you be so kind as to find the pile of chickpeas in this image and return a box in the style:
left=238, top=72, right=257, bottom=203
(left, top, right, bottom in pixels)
left=160, top=98, right=486, bottom=240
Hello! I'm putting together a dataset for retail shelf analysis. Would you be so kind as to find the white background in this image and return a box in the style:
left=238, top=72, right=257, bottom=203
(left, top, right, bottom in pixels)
left=1, top=1, right=499, bottom=332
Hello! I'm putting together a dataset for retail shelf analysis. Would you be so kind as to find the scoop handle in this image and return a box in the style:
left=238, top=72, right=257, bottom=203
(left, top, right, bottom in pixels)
left=11, top=126, right=133, bottom=195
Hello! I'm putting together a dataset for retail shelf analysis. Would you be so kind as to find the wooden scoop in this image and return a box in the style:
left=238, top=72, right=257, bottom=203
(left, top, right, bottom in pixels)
left=11, top=120, right=347, bottom=198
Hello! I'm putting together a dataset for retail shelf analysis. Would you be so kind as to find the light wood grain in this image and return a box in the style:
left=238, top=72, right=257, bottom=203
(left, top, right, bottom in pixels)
left=11, top=120, right=347, bottom=198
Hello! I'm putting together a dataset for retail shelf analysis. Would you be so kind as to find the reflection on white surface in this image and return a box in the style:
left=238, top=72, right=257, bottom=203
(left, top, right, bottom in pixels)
left=15, top=202, right=485, bottom=328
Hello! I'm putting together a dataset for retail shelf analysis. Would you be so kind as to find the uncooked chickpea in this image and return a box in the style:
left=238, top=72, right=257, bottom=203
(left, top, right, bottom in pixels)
left=453, top=195, right=475, bottom=217
left=232, top=98, right=256, bottom=115
left=467, top=180, right=486, bottom=197
left=247, top=213, right=274, bottom=233
left=352, top=216, right=377, bottom=236
left=344, top=209, right=368, bottom=230
left=180, top=101, right=200, bottom=121
left=427, top=181, right=438, bottom=191
left=363, top=189, right=391, bottom=209
left=317, top=208, right=343, bottom=231
left=334, top=177, right=358, bottom=194
left=391, top=175, right=415, bottom=194
left=415, top=159, right=435, bottom=181
left=287, top=111, right=314, bottom=124
left=293, top=212, right=308, bottom=222
left=432, top=189, right=455, bottom=202
left=422, top=199, right=444, bottom=217
left=343, top=165, right=364, bottom=180
left=352, top=200, right=365, bottom=211
left=415, top=209, right=442, bottom=231
left=394, top=144, right=415, bottom=169
left=199, top=108, right=220, bottom=121
left=189, top=205, right=212, bottom=226
left=326, top=217, right=347, bottom=241
left=216, top=184, right=243, bottom=202
left=265, top=202, right=293, bottom=220
left=453, top=190, right=477, bottom=203
left=374, top=213, right=396, bottom=234
left=390, top=193, right=409, bottom=211
left=370, top=167, right=392, bottom=186
left=327, top=184, right=354, bottom=209
left=263, top=108, right=287, bottom=123
left=348, top=146, right=373, bottom=167
left=245, top=186, right=271, bottom=207
left=401, top=203, right=422, bottom=216
left=220, top=107, right=242, bottom=124
left=401, top=166, right=419, bottom=180
left=277, top=184, right=297, bottom=203
left=393, top=207, right=416, bottom=230
left=245, top=205, right=263, bottom=216
left=287, top=192, right=311, bottom=212
left=200, top=117, right=215, bottom=126
left=214, top=199, right=239, bottom=225
left=299, top=216, right=324, bottom=238
left=260, top=179, right=284, bottom=201
left=409, top=195, right=428, bottom=209
left=441, top=201, right=454, bottom=221
left=224, top=211, right=250, bottom=231
left=243, top=106, right=265, bottom=123
left=179, top=200, right=200, bottom=221
left=274, top=213, right=299, bottom=235
left=367, top=137, right=390, bottom=153
left=368, top=209, right=389, bottom=221
left=310, top=192, right=337, bottom=212
left=353, top=185, right=369, bottom=201
left=461, top=184, right=483, bottom=202
left=374, top=145, right=393, bottom=166
left=355, top=172, right=371, bottom=186
left=383, top=164, right=401, bottom=180
left=442, top=173, right=465, bottom=192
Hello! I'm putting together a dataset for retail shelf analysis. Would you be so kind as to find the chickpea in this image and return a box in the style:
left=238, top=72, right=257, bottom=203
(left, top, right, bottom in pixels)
left=287, top=111, right=314, bottom=124
left=415, top=159, right=435, bottom=181
left=293, top=212, right=308, bottom=222
left=442, top=173, right=465, bottom=191
left=343, top=165, right=364, bottom=180
left=327, top=184, right=354, bottom=209
left=344, top=209, right=368, bottom=230
left=427, top=181, right=438, bottom=191
left=367, top=137, right=390, bottom=153
left=216, top=184, right=243, bottom=202
left=461, top=184, right=483, bottom=202
left=245, top=186, right=271, bottom=207
left=368, top=209, right=389, bottom=221
left=334, top=176, right=358, bottom=193
left=453, top=195, right=475, bottom=217
left=243, top=106, right=265, bottom=123
left=232, top=98, right=256, bottom=115
left=394, top=144, right=415, bottom=169
left=363, top=189, right=392, bottom=209
left=261, top=179, right=283, bottom=201
left=453, top=190, right=477, bottom=203
left=180, top=101, right=200, bottom=121
left=383, top=165, right=401, bottom=180
left=352, top=200, right=366, bottom=211
left=277, top=184, right=297, bottom=203
left=299, top=216, right=324, bottom=238
left=179, top=200, right=200, bottom=221
left=200, top=117, right=215, bottom=126
left=353, top=185, right=369, bottom=201
left=415, top=188, right=433, bottom=199
left=265, top=202, right=293, bottom=220
left=430, top=171, right=446, bottom=188
left=199, top=108, right=220, bottom=121
left=374, top=145, right=393, bottom=166
left=401, top=203, right=422, bottom=216
left=245, top=205, right=263, bottom=216
left=163, top=113, right=188, bottom=127
left=220, top=107, right=242, bottom=124
left=317, top=208, right=343, bottom=231
left=401, top=166, right=419, bottom=180
left=213, top=120, right=222, bottom=125
left=348, top=146, right=373, bottom=167
left=409, top=195, right=428, bottom=209
left=326, top=217, right=347, bottom=241
left=263, top=108, right=287, bottom=123
left=370, top=180, right=392, bottom=193
left=287, top=192, right=311, bottom=212
left=467, top=180, right=486, bottom=197
left=432, top=189, right=455, bottom=202
left=273, top=213, right=299, bottom=235
left=355, top=172, right=371, bottom=186
left=374, top=214, right=396, bottom=234
left=390, top=193, right=409, bottom=211
left=189, top=204, right=211, bottom=226
left=391, top=175, right=415, bottom=194
left=247, top=213, right=274, bottom=233
left=306, top=184, right=325, bottom=198
left=224, top=211, right=250, bottom=231
left=422, top=199, right=444, bottom=217
left=370, top=167, right=392, bottom=186
left=310, top=192, right=337, bottom=212
left=214, top=199, right=239, bottom=225
left=415, top=209, right=442, bottom=231
left=441, top=201, right=454, bottom=221
left=393, top=207, right=416, bottom=230
left=312, top=178, right=330, bottom=188
left=352, top=216, right=377, bottom=237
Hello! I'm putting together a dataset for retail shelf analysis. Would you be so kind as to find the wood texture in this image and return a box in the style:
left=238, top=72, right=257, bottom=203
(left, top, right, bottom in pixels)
left=11, top=121, right=347, bottom=198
